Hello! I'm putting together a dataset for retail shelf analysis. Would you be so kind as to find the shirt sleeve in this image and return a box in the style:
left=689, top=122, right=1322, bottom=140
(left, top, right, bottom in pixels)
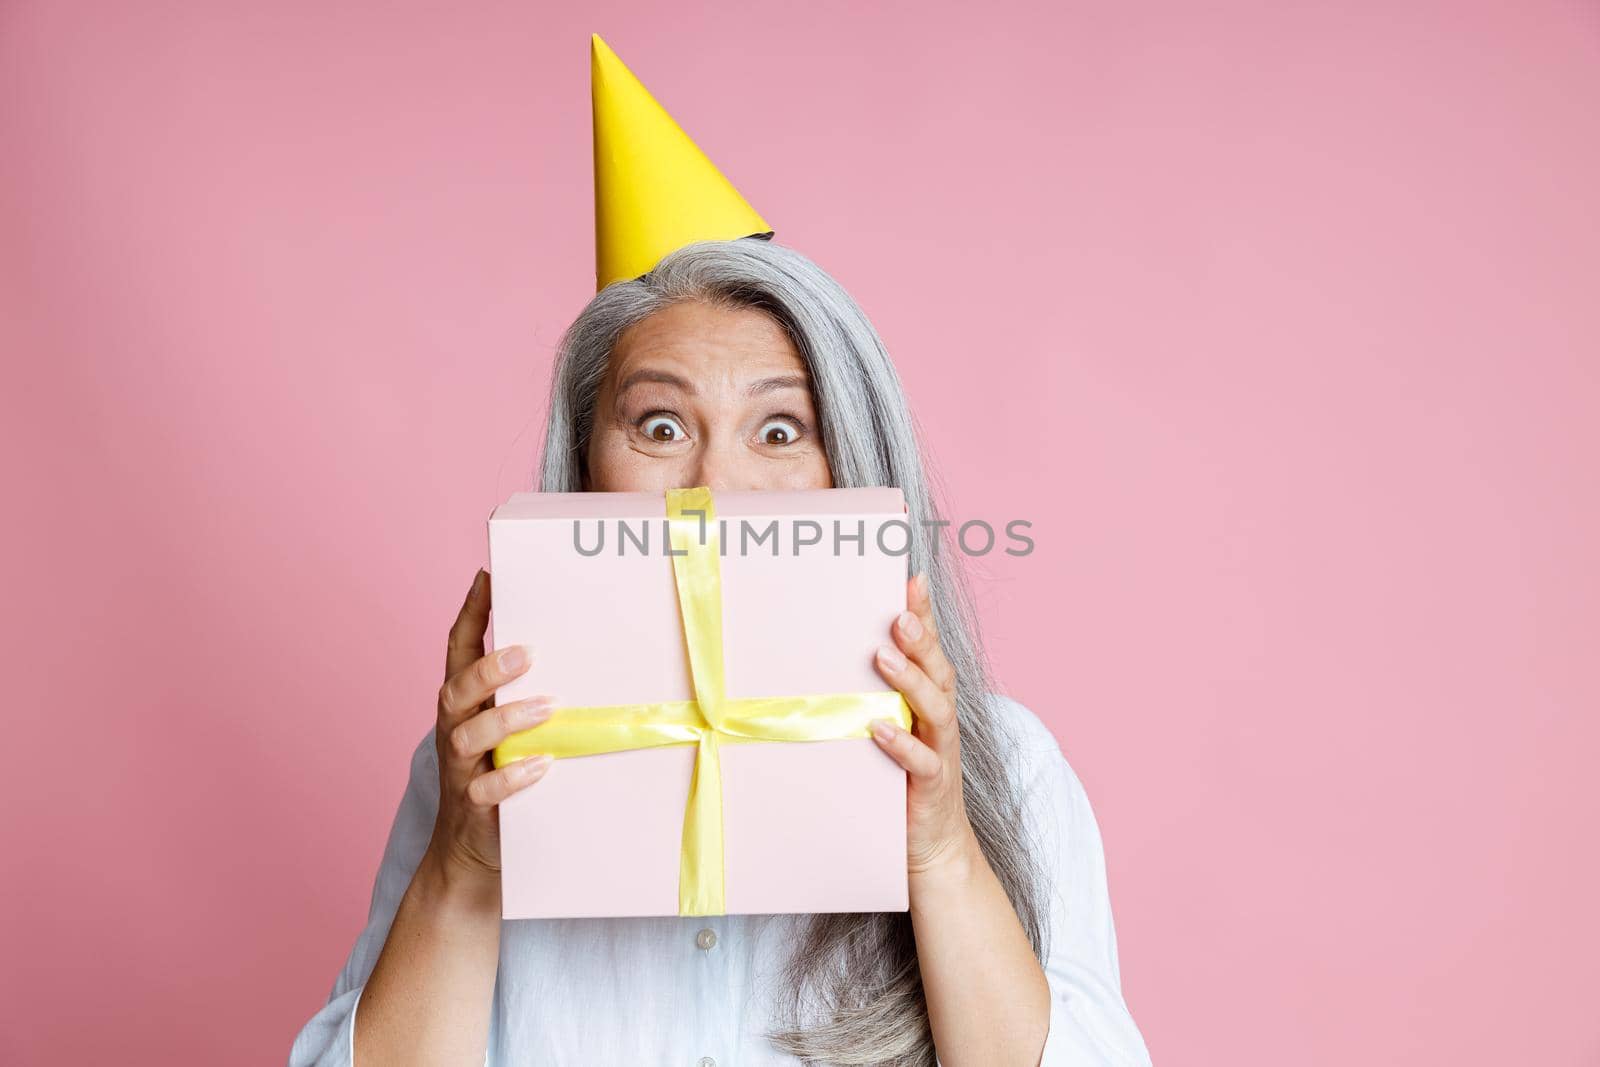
left=1003, top=695, right=1153, bottom=1066
left=287, top=728, right=445, bottom=1067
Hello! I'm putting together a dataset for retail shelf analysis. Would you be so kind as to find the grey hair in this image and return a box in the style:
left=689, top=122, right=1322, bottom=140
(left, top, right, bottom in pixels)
left=536, top=238, right=1048, bottom=1065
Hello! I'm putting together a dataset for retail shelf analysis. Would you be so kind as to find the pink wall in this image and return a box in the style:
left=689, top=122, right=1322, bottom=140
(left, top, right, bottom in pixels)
left=3, top=1, right=1597, bottom=1063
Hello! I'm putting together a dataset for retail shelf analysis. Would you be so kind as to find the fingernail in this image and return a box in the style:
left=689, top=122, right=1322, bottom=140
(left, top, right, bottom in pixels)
left=514, top=754, right=552, bottom=779
left=507, top=700, right=554, bottom=728
left=499, top=645, right=528, bottom=672
left=913, top=572, right=928, bottom=598
left=876, top=644, right=906, bottom=672
left=870, top=719, right=896, bottom=741
left=897, top=611, right=922, bottom=641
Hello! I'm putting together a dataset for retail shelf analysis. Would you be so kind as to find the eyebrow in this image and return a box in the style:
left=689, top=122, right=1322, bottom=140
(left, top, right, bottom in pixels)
left=744, top=373, right=810, bottom=398
left=614, top=369, right=811, bottom=400
left=615, top=369, right=696, bottom=396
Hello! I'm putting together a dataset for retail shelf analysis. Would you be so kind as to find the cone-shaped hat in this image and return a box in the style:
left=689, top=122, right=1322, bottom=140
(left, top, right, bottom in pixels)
left=592, top=33, right=773, bottom=291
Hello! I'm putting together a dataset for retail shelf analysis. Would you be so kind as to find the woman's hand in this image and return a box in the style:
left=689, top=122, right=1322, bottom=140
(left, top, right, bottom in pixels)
left=869, top=572, right=982, bottom=883
left=871, top=573, right=1054, bottom=1064
left=425, top=568, right=557, bottom=889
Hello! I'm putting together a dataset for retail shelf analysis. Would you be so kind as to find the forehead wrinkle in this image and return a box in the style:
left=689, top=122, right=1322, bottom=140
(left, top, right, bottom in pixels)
left=607, top=308, right=810, bottom=405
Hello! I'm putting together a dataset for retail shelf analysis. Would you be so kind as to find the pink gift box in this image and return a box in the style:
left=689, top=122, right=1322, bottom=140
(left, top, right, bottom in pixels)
left=485, top=487, right=912, bottom=919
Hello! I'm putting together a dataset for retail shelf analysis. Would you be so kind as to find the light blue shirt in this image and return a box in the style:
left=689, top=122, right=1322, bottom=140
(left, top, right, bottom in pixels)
left=288, top=693, right=1152, bottom=1064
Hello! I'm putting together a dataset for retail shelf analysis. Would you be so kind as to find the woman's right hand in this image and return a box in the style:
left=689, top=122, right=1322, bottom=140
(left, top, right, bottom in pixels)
left=425, top=568, right=555, bottom=889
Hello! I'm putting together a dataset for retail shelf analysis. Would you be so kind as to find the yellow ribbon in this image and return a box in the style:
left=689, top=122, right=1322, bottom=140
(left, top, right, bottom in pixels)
left=493, top=485, right=913, bottom=916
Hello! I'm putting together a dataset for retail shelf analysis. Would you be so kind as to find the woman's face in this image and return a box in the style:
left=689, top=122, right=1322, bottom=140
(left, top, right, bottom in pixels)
left=584, top=300, right=834, bottom=492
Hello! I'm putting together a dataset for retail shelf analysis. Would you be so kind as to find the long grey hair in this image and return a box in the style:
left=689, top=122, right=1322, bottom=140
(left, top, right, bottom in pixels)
left=535, top=238, right=1048, bottom=1065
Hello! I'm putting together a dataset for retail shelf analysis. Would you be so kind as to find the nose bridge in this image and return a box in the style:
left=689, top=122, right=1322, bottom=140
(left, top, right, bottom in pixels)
left=691, top=406, right=764, bottom=495
left=689, top=420, right=742, bottom=491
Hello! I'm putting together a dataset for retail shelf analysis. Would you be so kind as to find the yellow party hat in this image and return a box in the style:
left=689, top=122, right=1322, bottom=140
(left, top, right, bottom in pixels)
left=591, top=33, right=773, bottom=291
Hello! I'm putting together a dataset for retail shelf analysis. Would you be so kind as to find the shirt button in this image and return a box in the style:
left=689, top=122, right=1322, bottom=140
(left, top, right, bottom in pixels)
left=695, top=927, right=718, bottom=950
left=698, top=1058, right=716, bottom=1067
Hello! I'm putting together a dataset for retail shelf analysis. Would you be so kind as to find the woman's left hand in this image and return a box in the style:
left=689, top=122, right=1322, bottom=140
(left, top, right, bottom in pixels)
left=869, top=572, right=981, bottom=882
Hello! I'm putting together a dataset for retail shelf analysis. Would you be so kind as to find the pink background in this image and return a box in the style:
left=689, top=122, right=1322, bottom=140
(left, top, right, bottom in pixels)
left=2, top=2, right=1596, bottom=1064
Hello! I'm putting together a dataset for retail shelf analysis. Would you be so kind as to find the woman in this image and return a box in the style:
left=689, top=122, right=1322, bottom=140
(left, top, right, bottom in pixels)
left=289, top=238, right=1152, bottom=1065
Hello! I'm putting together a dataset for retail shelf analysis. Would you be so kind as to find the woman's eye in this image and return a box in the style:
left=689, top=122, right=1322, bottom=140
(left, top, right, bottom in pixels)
left=758, top=419, right=802, bottom=446
left=639, top=415, right=687, bottom=443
